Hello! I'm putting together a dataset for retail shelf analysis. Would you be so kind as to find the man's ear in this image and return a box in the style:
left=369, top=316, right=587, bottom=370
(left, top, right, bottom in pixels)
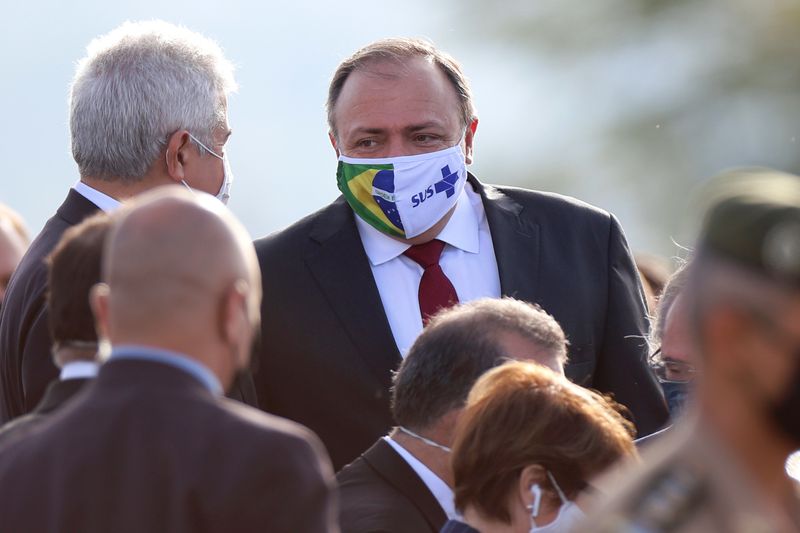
left=463, top=117, right=478, bottom=165
left=329, top=131, right=341, bottom=158
left=219, top=279, right=251, bottom=368
left=165, top=130, right=193, bottom=183
left=89, top=282, right=111, bottom=341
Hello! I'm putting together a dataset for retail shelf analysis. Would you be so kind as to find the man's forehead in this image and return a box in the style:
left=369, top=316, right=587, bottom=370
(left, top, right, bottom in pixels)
left=345, top=56, right=451, bottom=92
left=334, top=57, right=460, bottom=127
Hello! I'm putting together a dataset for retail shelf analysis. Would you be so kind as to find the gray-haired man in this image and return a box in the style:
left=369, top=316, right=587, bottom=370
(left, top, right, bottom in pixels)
left=0, top=20, right=248, bottom=423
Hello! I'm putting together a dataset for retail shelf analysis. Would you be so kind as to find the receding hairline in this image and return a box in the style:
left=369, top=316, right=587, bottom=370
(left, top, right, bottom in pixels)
left=326, top=37, right=475, bottom=135
left=427, top=298, right=569, bottom=360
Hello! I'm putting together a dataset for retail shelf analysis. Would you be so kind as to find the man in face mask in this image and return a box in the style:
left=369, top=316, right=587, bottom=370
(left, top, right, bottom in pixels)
left=0, top=21, right=250, bottom=425
left=647, top=263, right=696, bottom=419
left=587, top=169, right=800, bottom=532
left=252, top=38, right=668, bottom=471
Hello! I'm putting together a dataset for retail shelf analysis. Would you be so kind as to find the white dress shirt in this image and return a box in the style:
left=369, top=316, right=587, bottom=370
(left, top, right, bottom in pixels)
left=383, top=436, right=458, bottom=520
left=59, top=360, right=99, bottom=381
left=355, top=182, right=501, bottom=356
left=72, top=181, right=122, bottom=212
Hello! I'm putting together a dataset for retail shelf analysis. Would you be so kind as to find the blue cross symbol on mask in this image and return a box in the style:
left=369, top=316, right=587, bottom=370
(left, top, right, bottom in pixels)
left=434, top=165, right=460, bottom=198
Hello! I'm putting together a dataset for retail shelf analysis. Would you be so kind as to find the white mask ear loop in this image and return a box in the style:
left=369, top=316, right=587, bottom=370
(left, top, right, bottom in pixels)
left=454, top=127, right=468, bottom=150
left=528, top=471, right=568, bottom=529
left=397, top=426, right=452, bottom=453
left=188, top=133, right=223, bottom=160
left=546, top=470, right=568, bottom=504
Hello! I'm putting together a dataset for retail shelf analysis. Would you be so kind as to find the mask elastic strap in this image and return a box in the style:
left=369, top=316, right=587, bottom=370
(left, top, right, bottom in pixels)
left=546, top=470, right=568, bottom=504
left=452, top=127, right=469, bottom=149
left=188, top=133, right=223, bottom=160
left=397, top=426, right=452, bottom=453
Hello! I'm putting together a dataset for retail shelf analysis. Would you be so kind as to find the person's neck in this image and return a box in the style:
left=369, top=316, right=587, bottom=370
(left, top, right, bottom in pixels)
left=390, top=426, right=453, bottom=487
left=111, top=335, right=232, bottom=391
left=54, top=347, right=97, bottom=367
left=81, top=172, right=172, bottom=202
left=700, top=390, right=799, bottom=515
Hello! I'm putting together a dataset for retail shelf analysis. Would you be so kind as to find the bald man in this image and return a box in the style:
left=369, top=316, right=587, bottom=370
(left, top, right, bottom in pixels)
left=0, top=188, right=338, bottom=533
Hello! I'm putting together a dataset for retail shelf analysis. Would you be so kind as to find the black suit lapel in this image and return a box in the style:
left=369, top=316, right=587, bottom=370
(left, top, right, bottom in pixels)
left=304, top=198, right=401, bottom=386
left=363, top=439, right=448, bottom=532
left=57, top=188, right=102, bottom=225
left=470, top=175, right=541, bottom=304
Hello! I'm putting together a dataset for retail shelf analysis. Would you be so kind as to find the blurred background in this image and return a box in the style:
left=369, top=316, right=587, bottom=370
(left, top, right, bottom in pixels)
left=2, top=0, right=799, bottom=263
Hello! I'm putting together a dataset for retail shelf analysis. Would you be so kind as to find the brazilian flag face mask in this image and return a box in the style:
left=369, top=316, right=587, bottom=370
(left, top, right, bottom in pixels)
left=336, top=143, right=467, bottom=239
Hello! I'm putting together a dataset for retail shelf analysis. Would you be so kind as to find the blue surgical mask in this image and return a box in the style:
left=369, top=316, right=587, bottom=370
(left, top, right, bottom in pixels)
left=661, top=381, right=689, bottom=417
left=181, top=133, right=233, bottom=205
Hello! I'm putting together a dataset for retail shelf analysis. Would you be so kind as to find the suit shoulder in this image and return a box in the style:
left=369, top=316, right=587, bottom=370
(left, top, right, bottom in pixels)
left=337, top=453, right=392, bottom=496
left=218, top=398, right=329, bottom=460
left=253, top=199, right=345, bottom=256
left=0, top=413, right=45, bottom=449
left=338, top=458, right=431, bottom=533
left=490, top=184, right=612, bottom=223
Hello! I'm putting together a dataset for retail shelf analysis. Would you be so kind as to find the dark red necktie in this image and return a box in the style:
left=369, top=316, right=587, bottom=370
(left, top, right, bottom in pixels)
left=403, top=239, right=459, bottom=324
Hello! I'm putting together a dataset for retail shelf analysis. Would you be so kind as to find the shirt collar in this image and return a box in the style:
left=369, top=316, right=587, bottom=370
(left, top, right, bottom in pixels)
left=109, top=345, right=223, bottom=395
left=59, top=360, right=99, bottom=381
left=72, top=181, right=122, bottom=213
left=355, top=187, right=480, bottom=267
left=383, top=436, right=459, bottom=520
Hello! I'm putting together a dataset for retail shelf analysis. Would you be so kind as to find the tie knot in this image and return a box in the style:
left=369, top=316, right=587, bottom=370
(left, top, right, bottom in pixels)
left=403, top=239, right=446, bottom=269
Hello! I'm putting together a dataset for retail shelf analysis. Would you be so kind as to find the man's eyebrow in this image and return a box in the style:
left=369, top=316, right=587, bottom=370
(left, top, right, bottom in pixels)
left=405, top=122, right=445, bottom=133
left=347, top=122, right=447, bottom=136
left=350, top=127, right=386, bottom=135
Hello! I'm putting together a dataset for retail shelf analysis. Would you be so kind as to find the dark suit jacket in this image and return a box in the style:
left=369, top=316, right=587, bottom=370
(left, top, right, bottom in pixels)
left=0, top=358, right=338, bottom=533
left=0, top=189, right=258, bottom=423
left=0, top=189, right=97, bottom=422
left=337, top=439, right=448, bottom=533
left=253, top=175, right=668, bottom=470
left=0, top=377, right=89, bottom=446
left=440, top=520, right=480, bottom=533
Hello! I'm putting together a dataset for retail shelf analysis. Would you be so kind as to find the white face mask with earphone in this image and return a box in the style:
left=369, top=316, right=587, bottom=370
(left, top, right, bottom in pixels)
left=528, top=471, right=586, bottom=532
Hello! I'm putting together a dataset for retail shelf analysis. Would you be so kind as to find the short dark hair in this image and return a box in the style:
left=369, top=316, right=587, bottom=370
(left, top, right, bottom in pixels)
left=47, top=213, right=112, bottom=347
left=326, top=37, right=476, bottom=136
left=391, top=298, right=568, bottom=431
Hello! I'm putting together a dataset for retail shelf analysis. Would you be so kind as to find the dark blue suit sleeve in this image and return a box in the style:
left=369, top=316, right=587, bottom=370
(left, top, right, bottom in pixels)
left=20, top=306, right=59, bottom=413
left=592, top=215, right=668, bottom=437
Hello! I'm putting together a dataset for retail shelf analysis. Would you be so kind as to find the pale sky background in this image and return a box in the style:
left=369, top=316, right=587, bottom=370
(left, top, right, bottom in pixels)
left=1, top=0, right=736, bottom=259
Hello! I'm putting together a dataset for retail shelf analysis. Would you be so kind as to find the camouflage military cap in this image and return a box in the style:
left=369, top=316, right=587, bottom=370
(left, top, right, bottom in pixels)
left=698, top=168, right=800, bottom=285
